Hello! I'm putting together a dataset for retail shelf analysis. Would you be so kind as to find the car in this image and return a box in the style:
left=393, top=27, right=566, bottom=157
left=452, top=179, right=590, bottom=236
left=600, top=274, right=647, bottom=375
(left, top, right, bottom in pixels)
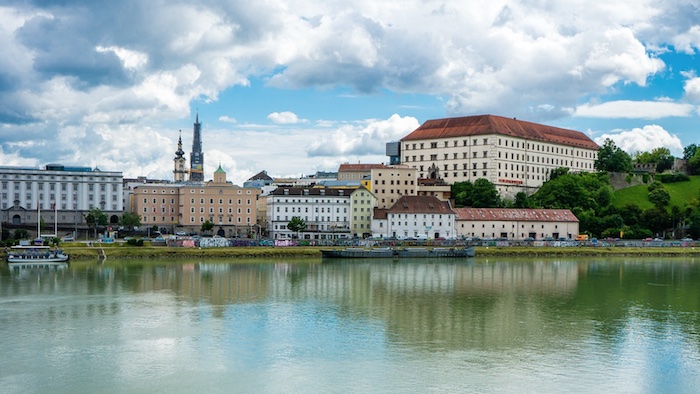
left=175, top=231, right=187, bottom=236
left=653, top=237, right=663, bottom=242
left=62, top=235, right=74, bottom=242
left=681, top=237, right=693, bottom=242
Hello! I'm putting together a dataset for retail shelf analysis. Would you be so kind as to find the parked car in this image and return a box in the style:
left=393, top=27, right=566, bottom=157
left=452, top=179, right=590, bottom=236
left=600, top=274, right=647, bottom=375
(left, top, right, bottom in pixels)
left=681, top=237, right=693, bottom=242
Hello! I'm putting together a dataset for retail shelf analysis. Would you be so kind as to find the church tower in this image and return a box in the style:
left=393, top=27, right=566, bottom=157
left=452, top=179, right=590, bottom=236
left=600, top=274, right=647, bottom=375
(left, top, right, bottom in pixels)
left=173, top=130, right=187, bottom=182
left=189, top=113, right=204, bottom=182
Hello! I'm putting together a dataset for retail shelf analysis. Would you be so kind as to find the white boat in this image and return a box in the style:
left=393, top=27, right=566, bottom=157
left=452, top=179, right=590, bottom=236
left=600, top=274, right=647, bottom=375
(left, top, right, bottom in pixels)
left=6, top=245, right=70, bottom=268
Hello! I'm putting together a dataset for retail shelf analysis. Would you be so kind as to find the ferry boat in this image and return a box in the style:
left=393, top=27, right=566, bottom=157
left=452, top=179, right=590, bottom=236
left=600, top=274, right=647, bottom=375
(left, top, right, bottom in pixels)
left=6, top=245, right=70, bottom=268
left=321, top=246, right=475, bottom=259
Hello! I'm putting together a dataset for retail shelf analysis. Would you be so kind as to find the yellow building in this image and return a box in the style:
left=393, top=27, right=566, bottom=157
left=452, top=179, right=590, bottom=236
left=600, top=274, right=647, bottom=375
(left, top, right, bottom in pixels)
left=350, top=186, right=376, bottom=238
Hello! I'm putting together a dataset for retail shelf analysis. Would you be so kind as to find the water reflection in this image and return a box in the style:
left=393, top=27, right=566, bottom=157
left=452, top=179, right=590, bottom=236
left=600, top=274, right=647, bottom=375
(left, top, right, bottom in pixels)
left=2, top=257, right=700, bottom=393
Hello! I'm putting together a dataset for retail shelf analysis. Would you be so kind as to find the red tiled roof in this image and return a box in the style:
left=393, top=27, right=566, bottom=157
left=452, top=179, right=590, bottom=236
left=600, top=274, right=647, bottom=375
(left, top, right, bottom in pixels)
left=401, top=115, right=599, bottom=150
left=338, top=163, right=387, bottom=172
left=373, top=207, right=388, bottom=220
left=387, top=195, right=455, bottom=215
left=454, top=208, right=578, bottom=222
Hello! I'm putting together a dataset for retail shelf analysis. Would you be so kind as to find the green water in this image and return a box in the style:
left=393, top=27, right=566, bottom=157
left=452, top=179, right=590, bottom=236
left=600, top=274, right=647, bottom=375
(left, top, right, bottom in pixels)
left=1, top=257, right=700, bottom=393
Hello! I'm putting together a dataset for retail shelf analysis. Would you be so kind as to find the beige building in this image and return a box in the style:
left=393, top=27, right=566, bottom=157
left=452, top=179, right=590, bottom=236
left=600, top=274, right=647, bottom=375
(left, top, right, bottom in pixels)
left=369, top=165, right=417, bottom=209
left=454, top=208, right=579, bottom=240
left=338, top=163, right=387, bottom=181
left=133, top=165, right=260, bottom=236
left=350, top=186, right=376, bottom=238
left=400, top=115, right=599, bottom=198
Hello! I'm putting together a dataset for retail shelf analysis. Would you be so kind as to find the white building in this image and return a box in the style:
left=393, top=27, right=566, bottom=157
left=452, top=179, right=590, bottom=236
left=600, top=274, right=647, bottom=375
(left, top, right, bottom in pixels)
left=267, top=187, right=353, bottom=239
left=372, top=195, right=456, bottom=239
left=454, top=208, right=579, bottom=240
left=0, top=164, right=123, bottom=236
left=400, top=115, right=599, bottom=198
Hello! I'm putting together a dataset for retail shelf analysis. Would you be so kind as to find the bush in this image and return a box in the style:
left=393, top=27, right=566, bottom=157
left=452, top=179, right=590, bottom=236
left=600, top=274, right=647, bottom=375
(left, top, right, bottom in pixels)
left=126, top=238, right=145, bottom=246
left=657, top=173, right=690, bottom=183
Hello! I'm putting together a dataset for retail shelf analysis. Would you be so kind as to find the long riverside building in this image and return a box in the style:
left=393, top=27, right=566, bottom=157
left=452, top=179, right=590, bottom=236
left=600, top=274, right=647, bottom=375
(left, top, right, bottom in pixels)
left=399, top=115, right=599, bottom=198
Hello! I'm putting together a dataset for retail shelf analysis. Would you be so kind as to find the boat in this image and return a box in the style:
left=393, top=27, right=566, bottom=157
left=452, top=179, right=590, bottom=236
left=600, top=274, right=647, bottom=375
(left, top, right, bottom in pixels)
left=321, top=246, right=475, bottom=259
left=6, top=245, right=70, bottom=268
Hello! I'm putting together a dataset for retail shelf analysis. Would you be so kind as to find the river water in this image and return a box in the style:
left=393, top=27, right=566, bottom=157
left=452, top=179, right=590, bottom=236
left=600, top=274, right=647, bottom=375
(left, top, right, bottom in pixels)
left=1, top=257, right=700, bottom=393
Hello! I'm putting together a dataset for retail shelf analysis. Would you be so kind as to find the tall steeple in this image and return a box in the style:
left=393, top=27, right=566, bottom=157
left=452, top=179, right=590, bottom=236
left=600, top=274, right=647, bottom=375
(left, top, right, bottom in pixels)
left=173, top=130, right=187, bottom=183
left=189, top=112, right=204, bottom=182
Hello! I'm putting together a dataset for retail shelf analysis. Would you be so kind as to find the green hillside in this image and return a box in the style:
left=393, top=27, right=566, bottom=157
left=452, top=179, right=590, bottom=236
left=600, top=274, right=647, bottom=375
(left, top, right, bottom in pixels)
left=611, top=175, right=700, bottom=210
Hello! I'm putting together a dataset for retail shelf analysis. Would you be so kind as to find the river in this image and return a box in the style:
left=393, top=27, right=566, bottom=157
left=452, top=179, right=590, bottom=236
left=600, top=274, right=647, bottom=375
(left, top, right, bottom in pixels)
left=1, top=257, right=700, bottom=393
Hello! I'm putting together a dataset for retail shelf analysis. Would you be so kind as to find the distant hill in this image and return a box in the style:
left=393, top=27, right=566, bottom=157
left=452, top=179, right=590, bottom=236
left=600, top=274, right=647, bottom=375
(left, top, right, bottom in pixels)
left=611, top=175, right=700, bottom=210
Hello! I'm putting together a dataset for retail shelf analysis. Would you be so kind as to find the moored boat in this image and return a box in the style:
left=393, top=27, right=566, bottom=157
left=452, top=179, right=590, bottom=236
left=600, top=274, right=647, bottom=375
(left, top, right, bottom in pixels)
left=321, top=246, right=475, bottom=259
left=6, top=245, right=70, bottom=268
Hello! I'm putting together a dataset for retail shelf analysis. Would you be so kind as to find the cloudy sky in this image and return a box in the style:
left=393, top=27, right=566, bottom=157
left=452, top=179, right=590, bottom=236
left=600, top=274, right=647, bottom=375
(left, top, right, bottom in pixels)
left=1, top=0, right=699, bottom=185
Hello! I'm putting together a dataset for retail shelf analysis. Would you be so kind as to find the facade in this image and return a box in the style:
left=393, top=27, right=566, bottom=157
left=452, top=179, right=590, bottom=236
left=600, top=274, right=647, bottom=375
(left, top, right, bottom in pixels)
left=267, top=187, right=353, bottom=239
left=416, top=178, right=452, bottom=202
left=369, top=165, right=417, bottom=209
left=0, top=164, right=123, bottom=237
left=373, top=195, right=456, bottom=239
left=337, top=163, right=386, bottom=181
left=132, top=166, right=260, bottom=236
left=400, top=115, right=599, bottom=198
left=454, top=208, right=579, bottom=240
left=349, top=186, right=376, bottom=238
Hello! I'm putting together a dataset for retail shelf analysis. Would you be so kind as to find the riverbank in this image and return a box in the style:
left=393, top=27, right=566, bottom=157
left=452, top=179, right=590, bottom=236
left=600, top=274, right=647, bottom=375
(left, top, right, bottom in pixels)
left=11, top=244, right=700, bottom=260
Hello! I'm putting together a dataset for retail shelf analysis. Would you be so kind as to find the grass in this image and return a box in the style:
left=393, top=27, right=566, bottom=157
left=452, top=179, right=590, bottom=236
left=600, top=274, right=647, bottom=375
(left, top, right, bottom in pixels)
left=34, top=243, right=700, bottom=261
left=611, top=175, right=700, bottom=210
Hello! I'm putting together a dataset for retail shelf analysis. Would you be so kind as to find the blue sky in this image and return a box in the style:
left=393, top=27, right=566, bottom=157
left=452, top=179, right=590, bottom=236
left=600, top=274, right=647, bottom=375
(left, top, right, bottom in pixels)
left=1, top=1, right=699, bottom=185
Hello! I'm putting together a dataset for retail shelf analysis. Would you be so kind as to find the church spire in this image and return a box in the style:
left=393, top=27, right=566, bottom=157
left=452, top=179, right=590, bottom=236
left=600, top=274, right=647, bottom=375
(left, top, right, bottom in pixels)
left=189, top=112, right=204, bottom=182
left=173, top=129, right=187, bottom=183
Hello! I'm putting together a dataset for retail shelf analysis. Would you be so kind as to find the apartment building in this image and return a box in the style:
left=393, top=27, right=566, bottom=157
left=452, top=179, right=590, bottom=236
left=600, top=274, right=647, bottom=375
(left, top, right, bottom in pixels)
left=454, top=208, right=579, bottom=240
left=400, top=115, right=599, bottom=198
left=267, top=187, right=354, bottom=239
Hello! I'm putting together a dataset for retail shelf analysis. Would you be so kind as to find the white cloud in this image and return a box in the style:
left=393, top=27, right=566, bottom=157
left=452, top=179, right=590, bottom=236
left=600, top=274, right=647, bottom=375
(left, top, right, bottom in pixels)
left=574, top=100, right=696, bottom=119
left=95, top=46, right=148, bottom=71
left=218, top=115, right=237, bottom=123
left=684, top=77, right=700, bottom=103
left=306, top=114, right=419, bottom=157
left=594, top=125, right=684, bottom=155
left=267, top=111, right=306, bottom=124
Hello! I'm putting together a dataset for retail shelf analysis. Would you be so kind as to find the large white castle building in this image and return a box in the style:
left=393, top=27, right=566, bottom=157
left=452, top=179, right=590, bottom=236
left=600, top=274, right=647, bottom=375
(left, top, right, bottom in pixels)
left=395, top=115, right=599, bottom=198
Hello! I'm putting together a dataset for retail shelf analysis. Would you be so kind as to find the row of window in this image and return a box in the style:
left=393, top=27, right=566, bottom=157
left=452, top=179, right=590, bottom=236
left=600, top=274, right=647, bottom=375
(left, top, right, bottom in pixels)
left=142, top=198, right=253, bottom=205
left=404, top=138, right=596, bottom=158
left=141, top=189, right=253, bottom=194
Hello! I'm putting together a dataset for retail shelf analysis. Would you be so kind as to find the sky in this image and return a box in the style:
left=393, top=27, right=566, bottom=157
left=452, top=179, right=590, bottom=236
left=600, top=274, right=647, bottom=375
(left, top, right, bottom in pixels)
left=1, top=0, right=699, bottom=186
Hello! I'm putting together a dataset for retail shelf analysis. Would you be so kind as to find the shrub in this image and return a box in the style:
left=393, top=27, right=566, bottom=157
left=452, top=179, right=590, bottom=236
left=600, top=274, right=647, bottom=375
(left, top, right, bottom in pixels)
left=657, top=173, right=690, bottom=183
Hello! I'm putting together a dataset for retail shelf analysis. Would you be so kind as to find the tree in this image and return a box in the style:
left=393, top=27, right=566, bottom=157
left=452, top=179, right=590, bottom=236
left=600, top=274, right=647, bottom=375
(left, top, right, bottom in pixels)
left=513, top=192, right=529, bottom=208
left=451, top=181, right=474, bottom=207
left=647, top=181, right=670, bottom=207
left=14, top=228, right=28, bottom=240
left=201, top=220, right=214, bottom=234
left=595, top=138, right=632, bottom=173
left=635, top=147, right=674, bottom=173
left=683, top=144, right=698, bottom=160
left=85, top=208, right=108, bottom=238
left=471, top=179, right=501, bottom=208
left=287, top=217, right=307, bottom=238
left=119, top=212, right=141, bottom=228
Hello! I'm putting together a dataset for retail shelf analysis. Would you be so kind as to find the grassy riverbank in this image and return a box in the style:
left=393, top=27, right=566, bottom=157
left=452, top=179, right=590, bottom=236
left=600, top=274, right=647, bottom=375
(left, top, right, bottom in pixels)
left=17, top=243, right=700, bottom=260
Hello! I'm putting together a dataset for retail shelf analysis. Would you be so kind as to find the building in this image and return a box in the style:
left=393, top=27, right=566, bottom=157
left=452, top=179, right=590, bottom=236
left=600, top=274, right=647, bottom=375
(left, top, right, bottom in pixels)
left=337, top=163, right=387, bottom=181
left=399, top=115, right=599, bottom=198
left=173, top=130, right=188, bottom=182
left=350, top=186, right=376, bottom=238
left=0, top=164, right=123, bottom=238
left=267, top=187, right=353, bottom=239
left=372, top=195, right=456, bottom=239
left=132, top=165, right=260, bottom=236
left=369, top=165, right=417, bottom=209
left=453, top=208, right=579, bottom=240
